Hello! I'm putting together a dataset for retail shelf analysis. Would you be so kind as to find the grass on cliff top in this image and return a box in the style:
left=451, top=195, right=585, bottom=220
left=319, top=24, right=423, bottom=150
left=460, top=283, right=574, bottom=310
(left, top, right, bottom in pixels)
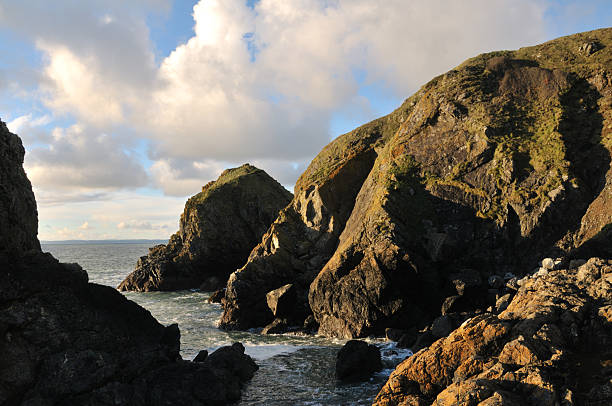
left=382, top=27, right=612, bottom=226
left=296, top=92, right=422, bottom=191
left=184, top=164, right=264, bottom=209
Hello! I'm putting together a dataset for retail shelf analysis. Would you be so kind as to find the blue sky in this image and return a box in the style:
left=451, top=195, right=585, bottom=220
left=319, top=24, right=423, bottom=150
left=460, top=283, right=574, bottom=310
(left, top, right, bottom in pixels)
left=0, top=0, right=609, bottom=240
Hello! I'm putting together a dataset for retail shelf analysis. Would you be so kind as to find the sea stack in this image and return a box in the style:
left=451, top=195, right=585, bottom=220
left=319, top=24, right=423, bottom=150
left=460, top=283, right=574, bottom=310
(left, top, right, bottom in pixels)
left=118, top=164, right=292, bottom=292
left=221, top=28, right=612, bottom=337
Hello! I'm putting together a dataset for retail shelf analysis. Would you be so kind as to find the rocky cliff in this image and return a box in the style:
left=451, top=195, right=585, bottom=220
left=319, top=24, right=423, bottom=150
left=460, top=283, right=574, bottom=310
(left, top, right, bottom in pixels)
left=0, top=122, right=258, bottom=405
left=0, top=121, right=39, bottom=257
left=221, top=28, right=612, bottom=337
left=374, top=258, right=612, bottom=406
left=118, top=164, right=292, bottom=292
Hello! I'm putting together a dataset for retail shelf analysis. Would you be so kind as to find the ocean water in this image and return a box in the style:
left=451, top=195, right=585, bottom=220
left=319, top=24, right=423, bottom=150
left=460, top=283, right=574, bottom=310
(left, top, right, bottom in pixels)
left=42, top=242, right=411, bottom=405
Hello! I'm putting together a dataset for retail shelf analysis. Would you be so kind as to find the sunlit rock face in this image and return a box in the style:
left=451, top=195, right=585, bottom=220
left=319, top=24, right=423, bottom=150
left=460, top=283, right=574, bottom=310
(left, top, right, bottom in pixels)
left=118, top=163, right=292, bottom=292
left=221, top=28, right=612, bottom=338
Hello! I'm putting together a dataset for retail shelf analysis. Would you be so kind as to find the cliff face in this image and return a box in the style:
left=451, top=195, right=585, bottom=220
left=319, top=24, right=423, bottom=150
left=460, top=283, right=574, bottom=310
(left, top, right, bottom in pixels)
left=0, top=122, right=257, bottom=405
left=220, top=98, right=417, bottom=330
left=374, top=258, right=612, bottom=406
left=0, top=122, right=40, bottom=256
left=221, top=28, right=612, bottom=337
left=118, top=164, right=292, bottom=292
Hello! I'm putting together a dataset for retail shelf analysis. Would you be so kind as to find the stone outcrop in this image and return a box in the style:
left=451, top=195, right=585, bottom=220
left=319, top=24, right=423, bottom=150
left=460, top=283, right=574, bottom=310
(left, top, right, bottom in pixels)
left=0, top=121, right=39, bottom=257
left=221, top=28, right=612, bottom=338
left=336, top=340, right=382, bottom=381
left=374, top=258, right=612, bottom=406
left=118, top=164, right=292, bottom=292
left=0, top=122, right=258, bottom=405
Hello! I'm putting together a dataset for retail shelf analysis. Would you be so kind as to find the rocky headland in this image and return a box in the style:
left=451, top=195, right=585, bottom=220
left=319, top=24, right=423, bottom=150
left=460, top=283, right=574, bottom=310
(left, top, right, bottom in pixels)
left=0, top=121, right=258, bottom=405
left=118, top=164, right=292, bottom=292
left=374, top=258, right=611, bottom=405
left=220, top=28, right=612, bottom=341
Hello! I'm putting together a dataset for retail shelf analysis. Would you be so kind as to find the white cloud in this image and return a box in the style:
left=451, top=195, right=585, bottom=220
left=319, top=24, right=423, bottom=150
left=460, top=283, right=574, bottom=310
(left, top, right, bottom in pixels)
left=79, top=221, right=92, bottom=230
left=24, top=124, right=149, bottom=190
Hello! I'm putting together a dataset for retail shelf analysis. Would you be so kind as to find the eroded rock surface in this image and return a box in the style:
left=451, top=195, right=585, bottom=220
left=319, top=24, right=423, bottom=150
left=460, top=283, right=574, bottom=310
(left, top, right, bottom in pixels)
left=374, top=258, right=612, bottom=406
left=118, top=164, right=291, bottom=292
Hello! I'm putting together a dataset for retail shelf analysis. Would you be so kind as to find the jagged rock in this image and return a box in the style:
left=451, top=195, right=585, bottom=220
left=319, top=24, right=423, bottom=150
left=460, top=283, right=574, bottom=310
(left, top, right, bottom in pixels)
left=374, top=258, right=612, bottom=406
left=118, top=164, right=292, bottom=292
left=488, top=274, right=504, bottom=289
left=0, top=121, right=40, bottom=257
left=495, top=293, right=512, bottom=313
left=335, top=340, right=382, bottom=381
left=208, top=288, right=225, bottom=303
left=266, top=283, right=296, bottom=318
left=0, top=124, right=258, bottom=405
left=261, top=318, right=289, bottom=335
left=193, top=350, right=208, bottom=362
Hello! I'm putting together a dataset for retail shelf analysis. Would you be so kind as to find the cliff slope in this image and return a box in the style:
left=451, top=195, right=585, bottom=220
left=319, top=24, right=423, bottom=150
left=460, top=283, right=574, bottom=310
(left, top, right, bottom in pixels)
left=0, top=122, right=257, bottom=405
left=118, top=164, right=292, bottom=292
left=221, top=28, right=612, bottom=337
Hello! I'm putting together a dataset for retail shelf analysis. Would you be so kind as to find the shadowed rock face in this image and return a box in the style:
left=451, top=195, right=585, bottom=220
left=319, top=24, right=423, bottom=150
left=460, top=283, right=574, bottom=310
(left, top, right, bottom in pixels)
left=0, top=121, right=40, bottom=257
left=0, top=123, right=258, bottom=405
left=118, top=164, right=292, bottom=292
left=221, top=28, right=612, bottom=338
left=373, top=258, right=612, bottom=406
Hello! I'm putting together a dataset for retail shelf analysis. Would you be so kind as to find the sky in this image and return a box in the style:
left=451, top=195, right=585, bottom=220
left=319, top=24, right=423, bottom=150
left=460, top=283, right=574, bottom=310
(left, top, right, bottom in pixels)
left=0, top=0, right=610, bottom=241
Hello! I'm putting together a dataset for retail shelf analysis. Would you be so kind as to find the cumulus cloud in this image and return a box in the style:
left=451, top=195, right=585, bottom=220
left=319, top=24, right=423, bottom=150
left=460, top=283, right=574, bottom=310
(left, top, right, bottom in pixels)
left=3, top=0, right=553, bottom=199
left=25, top=123, right=148, bottom=190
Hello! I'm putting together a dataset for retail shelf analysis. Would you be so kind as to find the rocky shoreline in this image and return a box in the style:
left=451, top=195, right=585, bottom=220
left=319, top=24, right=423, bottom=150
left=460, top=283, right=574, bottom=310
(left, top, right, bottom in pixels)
left=1, top=27, right=611, bottom=406
left=0, top=122, right=258, bottom=405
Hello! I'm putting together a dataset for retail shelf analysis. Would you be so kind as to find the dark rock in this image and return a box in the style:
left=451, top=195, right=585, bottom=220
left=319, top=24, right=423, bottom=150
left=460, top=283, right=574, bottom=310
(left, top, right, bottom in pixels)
left=397, top=328, right=418, bottom=349
left=118, top=164, right=292, bottom=292
left=411, top=330, right=434, bottom=353
left=261, top=318, right=289, bottom=335
left=441, top=295, right=472, bottom=315
left=193, top=350, right=208, bottom=362
left=488, top=274, right=504, bottom=289
left=266, top=283, right=296, bottom=318
left=302, top=314, right=319, bottom=333
left=0, top=120, right=40, bottom=257
left=449, top=269, right=483, bottom=296
left=385, top=327, right=405, bottom=342
left=336, top=340, right=382, bottom=381
left=578, top=41, right=602, bottom=55
left=208, top=288, right=225, bottom=303
left=430, top=315, right=453, bottom=339
left=204, top=342, right=258, bottom=383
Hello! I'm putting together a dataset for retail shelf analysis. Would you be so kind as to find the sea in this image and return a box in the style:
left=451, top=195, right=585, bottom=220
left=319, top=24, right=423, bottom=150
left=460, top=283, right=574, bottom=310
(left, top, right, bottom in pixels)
left=41, top=241, right=412, bottom=406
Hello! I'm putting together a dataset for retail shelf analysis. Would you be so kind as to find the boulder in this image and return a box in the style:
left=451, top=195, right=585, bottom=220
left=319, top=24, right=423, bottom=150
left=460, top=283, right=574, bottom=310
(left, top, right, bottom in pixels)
left=335, top=340, right=382, bottom=381
left=374, top=258, right=612, bottom=406
left=261, top=318, right=289, bottom=335
left=118, top=164, right=292, bottom=292
left=430, top=315, right=453, bottom=339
